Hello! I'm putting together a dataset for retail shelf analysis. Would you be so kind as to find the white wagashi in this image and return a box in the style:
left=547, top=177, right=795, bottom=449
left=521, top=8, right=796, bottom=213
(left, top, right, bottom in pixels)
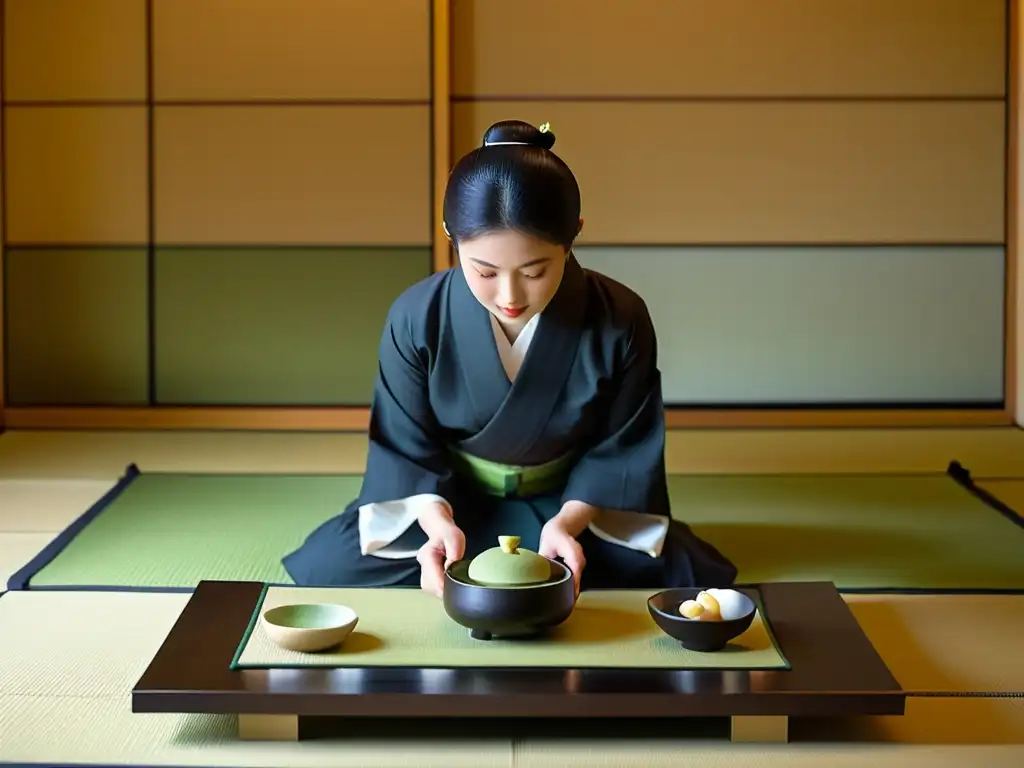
left=704, top=588, right=750, bottom=621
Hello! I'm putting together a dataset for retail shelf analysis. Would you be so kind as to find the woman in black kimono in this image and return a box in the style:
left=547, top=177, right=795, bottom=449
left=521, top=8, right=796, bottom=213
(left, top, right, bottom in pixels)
left=283, top=120, right=737, bottom=597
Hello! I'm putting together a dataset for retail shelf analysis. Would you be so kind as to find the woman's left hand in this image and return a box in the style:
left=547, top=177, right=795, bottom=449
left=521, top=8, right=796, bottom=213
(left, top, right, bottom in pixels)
left=538, top=520, right=586, bottom=598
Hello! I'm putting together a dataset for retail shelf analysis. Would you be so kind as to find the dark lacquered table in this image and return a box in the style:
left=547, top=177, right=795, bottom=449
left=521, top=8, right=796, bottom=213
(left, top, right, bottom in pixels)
left=132, top=579, right=905, bottom=743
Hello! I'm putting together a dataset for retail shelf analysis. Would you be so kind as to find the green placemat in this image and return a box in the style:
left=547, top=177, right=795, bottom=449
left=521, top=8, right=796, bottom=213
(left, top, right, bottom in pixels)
left=230, top=585, right=789, bottom=670
left=15, top=470, right=1024, bottom=592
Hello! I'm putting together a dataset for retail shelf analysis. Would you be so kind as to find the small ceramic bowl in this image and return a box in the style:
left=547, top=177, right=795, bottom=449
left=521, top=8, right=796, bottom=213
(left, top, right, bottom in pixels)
left=647, top=588, right=756, bottom=652
left=260, top=602, right=358, bottom=653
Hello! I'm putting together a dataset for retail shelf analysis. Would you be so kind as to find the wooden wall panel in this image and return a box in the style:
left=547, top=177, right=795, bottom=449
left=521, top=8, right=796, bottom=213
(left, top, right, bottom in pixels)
left=4, top=107, right=149, bottom=245
left=153, top=105, right=431, bottom=246
left=578, top=246, right=1006, bottom=406
left=0, top=0, right=1014, bottom=428
left=4, top=248, right=150, bottom=405
left=453, top=101, right=1005, bottom=245
left=452, top=0, right=1006, bottom=98
left=3, top=0, right=147, bottom=101
left=153, top=247, right=431, bottom=405
left=152, top=0, right=430, bottom=101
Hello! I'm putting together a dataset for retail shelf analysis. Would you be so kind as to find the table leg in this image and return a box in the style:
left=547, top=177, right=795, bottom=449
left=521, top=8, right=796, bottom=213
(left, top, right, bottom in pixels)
left=238, top=714, right=300, bottom=741
left=730, top=715, right=788, bottom=743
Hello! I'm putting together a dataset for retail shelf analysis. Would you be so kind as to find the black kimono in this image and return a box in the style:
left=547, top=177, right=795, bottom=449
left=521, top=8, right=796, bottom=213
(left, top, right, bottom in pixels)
left=282, top=253, right=737, bottom=590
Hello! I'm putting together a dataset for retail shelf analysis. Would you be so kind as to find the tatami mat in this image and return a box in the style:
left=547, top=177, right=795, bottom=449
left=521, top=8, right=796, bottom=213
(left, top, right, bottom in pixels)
left=0, top=589, right=1022, bottom=767
left=977, top=479, right=1024, bottom=516
left=0, top=430, right=361, bottom=479
left=665, top=427, right=1024, bottom=478
left=12, top=470, right=1024, bottom=593
left=793, top=698, right=1024, bottom=745
left=515, top=727, right=1024, bottom=768
left=2, top=589, right=1017, bottom=705
left=0, top=533, right=56, bottom=592
left=1, top=429, right=1022, bottom=765
left=0, top=697, right=1021, bottom=768
left=0, top=590, right=1022, bottom=766
left=0, top=696, right=514, bottom=768
left=843, top=594, right=1024, bottom=694
left=0, top=478, right=116, bottom=532
left=1, top=427, right=1023, bottom=479
left=0, top=480, right=110, bottom=592
left=0, top=591, right=193, bottom=698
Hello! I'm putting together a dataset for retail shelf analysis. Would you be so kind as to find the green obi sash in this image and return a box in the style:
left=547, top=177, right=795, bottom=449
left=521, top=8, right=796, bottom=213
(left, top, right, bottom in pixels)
left=447, top=447, right=574, bottom=499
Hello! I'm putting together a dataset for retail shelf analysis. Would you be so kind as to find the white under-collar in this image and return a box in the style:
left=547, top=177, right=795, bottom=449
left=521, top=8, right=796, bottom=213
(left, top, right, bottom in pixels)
left=490, top=313, right=540, bottom=382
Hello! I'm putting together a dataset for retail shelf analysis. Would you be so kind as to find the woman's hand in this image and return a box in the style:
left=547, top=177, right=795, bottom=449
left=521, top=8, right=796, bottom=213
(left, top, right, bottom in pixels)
left=416, top=502, right=465, bottom=598
left=539, top=522, right=592, bottom=600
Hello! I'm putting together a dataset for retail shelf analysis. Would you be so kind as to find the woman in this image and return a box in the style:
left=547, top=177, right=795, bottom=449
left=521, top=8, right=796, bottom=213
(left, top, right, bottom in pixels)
left=283, top=120, right=738, bottom=597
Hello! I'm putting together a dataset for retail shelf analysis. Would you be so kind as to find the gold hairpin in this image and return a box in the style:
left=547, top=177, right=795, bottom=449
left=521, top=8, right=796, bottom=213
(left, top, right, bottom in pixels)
left=539, top=122, right=551, bottom=133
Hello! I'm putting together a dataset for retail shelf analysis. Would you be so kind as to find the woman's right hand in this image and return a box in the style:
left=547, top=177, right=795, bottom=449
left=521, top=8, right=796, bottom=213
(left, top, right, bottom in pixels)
left=416, top=502, right=465, bottom=598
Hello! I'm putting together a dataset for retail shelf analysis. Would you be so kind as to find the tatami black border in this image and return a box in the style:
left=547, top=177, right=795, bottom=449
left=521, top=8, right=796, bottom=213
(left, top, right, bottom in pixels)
left=4, top=463, right=142, bottom=591
left=947, top=459, right=1024, bottom=531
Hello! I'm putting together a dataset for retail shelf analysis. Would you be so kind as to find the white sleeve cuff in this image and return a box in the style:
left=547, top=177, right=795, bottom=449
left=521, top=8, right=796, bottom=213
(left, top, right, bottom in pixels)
left=357, top=493, right=450, bottom=559
left=588, top=509, right=669, bottom=558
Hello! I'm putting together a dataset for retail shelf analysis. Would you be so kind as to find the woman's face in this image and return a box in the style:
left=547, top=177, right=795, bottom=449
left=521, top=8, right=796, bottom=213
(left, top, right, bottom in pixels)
left=457, top=228, right=575, bottom=328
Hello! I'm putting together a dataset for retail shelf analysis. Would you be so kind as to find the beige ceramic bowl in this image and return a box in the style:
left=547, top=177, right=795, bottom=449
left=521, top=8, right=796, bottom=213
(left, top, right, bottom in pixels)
left=260, top=602, right=358, bottom=653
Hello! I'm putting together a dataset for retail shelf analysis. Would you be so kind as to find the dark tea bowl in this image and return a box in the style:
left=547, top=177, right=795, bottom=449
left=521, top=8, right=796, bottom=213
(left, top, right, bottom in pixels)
left=647, top=587, right=757, bottom=652
left=443, top=559, right=576, bottom=641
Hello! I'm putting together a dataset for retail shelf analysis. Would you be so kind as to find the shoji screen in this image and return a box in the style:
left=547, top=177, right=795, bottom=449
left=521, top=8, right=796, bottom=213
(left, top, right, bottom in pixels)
left=452, top=0, right=1008, bottom=411
left=2, top=0, right=434, bottom=409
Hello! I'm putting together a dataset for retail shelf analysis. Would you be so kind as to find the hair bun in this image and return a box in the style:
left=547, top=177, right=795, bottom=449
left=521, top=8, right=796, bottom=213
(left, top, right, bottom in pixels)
left=481, top=119, right=556, bottom=150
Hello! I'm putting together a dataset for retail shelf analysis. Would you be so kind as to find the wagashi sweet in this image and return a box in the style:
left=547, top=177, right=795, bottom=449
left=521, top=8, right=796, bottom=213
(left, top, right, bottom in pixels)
left=678, top=589, right=749, bottom=622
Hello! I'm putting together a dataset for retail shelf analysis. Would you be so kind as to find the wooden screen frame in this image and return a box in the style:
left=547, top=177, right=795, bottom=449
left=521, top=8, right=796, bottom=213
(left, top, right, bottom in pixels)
left=0, top=0, right=1019, bottom=433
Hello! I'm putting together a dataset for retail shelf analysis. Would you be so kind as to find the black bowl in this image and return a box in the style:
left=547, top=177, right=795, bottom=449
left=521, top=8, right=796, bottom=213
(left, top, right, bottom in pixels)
left=443, top=558, right=576, bottom=641
left=647, top=588, right=757, bottom=652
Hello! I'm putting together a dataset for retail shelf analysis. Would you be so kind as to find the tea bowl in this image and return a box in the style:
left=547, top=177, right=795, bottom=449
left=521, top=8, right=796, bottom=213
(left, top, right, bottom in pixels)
left=443, top=558, right=576, bottom=641
left=260, top=602, right=359, bottom=653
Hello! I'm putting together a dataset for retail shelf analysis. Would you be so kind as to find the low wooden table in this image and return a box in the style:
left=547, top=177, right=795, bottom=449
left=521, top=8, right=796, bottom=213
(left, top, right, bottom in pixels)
left=132, top=580, right=905, bottom=744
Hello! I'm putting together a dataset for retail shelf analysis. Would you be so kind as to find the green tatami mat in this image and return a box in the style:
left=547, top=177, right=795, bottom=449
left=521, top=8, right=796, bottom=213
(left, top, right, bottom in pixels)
left=12, top=470, right=1024, bottom=592
left=674, top=474, right=1024, bottom=592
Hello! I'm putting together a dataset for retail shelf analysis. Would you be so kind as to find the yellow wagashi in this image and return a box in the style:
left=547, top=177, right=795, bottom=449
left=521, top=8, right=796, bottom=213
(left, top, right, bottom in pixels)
left=678, top=599, right=704, bottom=619
left=695, top=590, right=722, bottom=622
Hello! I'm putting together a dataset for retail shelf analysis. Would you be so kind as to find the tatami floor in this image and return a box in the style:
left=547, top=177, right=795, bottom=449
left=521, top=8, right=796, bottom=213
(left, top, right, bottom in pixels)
left=1, top=427, right=1024, bottom=767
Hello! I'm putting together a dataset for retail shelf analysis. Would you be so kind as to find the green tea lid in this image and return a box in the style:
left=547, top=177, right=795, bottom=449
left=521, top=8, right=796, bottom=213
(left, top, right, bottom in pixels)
left=467, top=536, right=552, bottom=586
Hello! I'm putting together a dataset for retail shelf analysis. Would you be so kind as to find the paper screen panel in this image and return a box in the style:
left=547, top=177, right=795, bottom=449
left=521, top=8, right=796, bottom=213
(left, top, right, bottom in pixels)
left=152, top=105, right=431, bottom=246
left=4, top=248, right=150, bottom=406
left=452, top=101, right=1005, bottom=246
left=3, top=0, right=147, bottom=101
left=153, top=247, right=432, bottom=405
left=576, top=246, right=1005, bottom=405
left=152, top=0, right=430, bottom=101
left=4, top=106, right=149, bottom=245
left=452, top=0, right=1005, bottom=98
